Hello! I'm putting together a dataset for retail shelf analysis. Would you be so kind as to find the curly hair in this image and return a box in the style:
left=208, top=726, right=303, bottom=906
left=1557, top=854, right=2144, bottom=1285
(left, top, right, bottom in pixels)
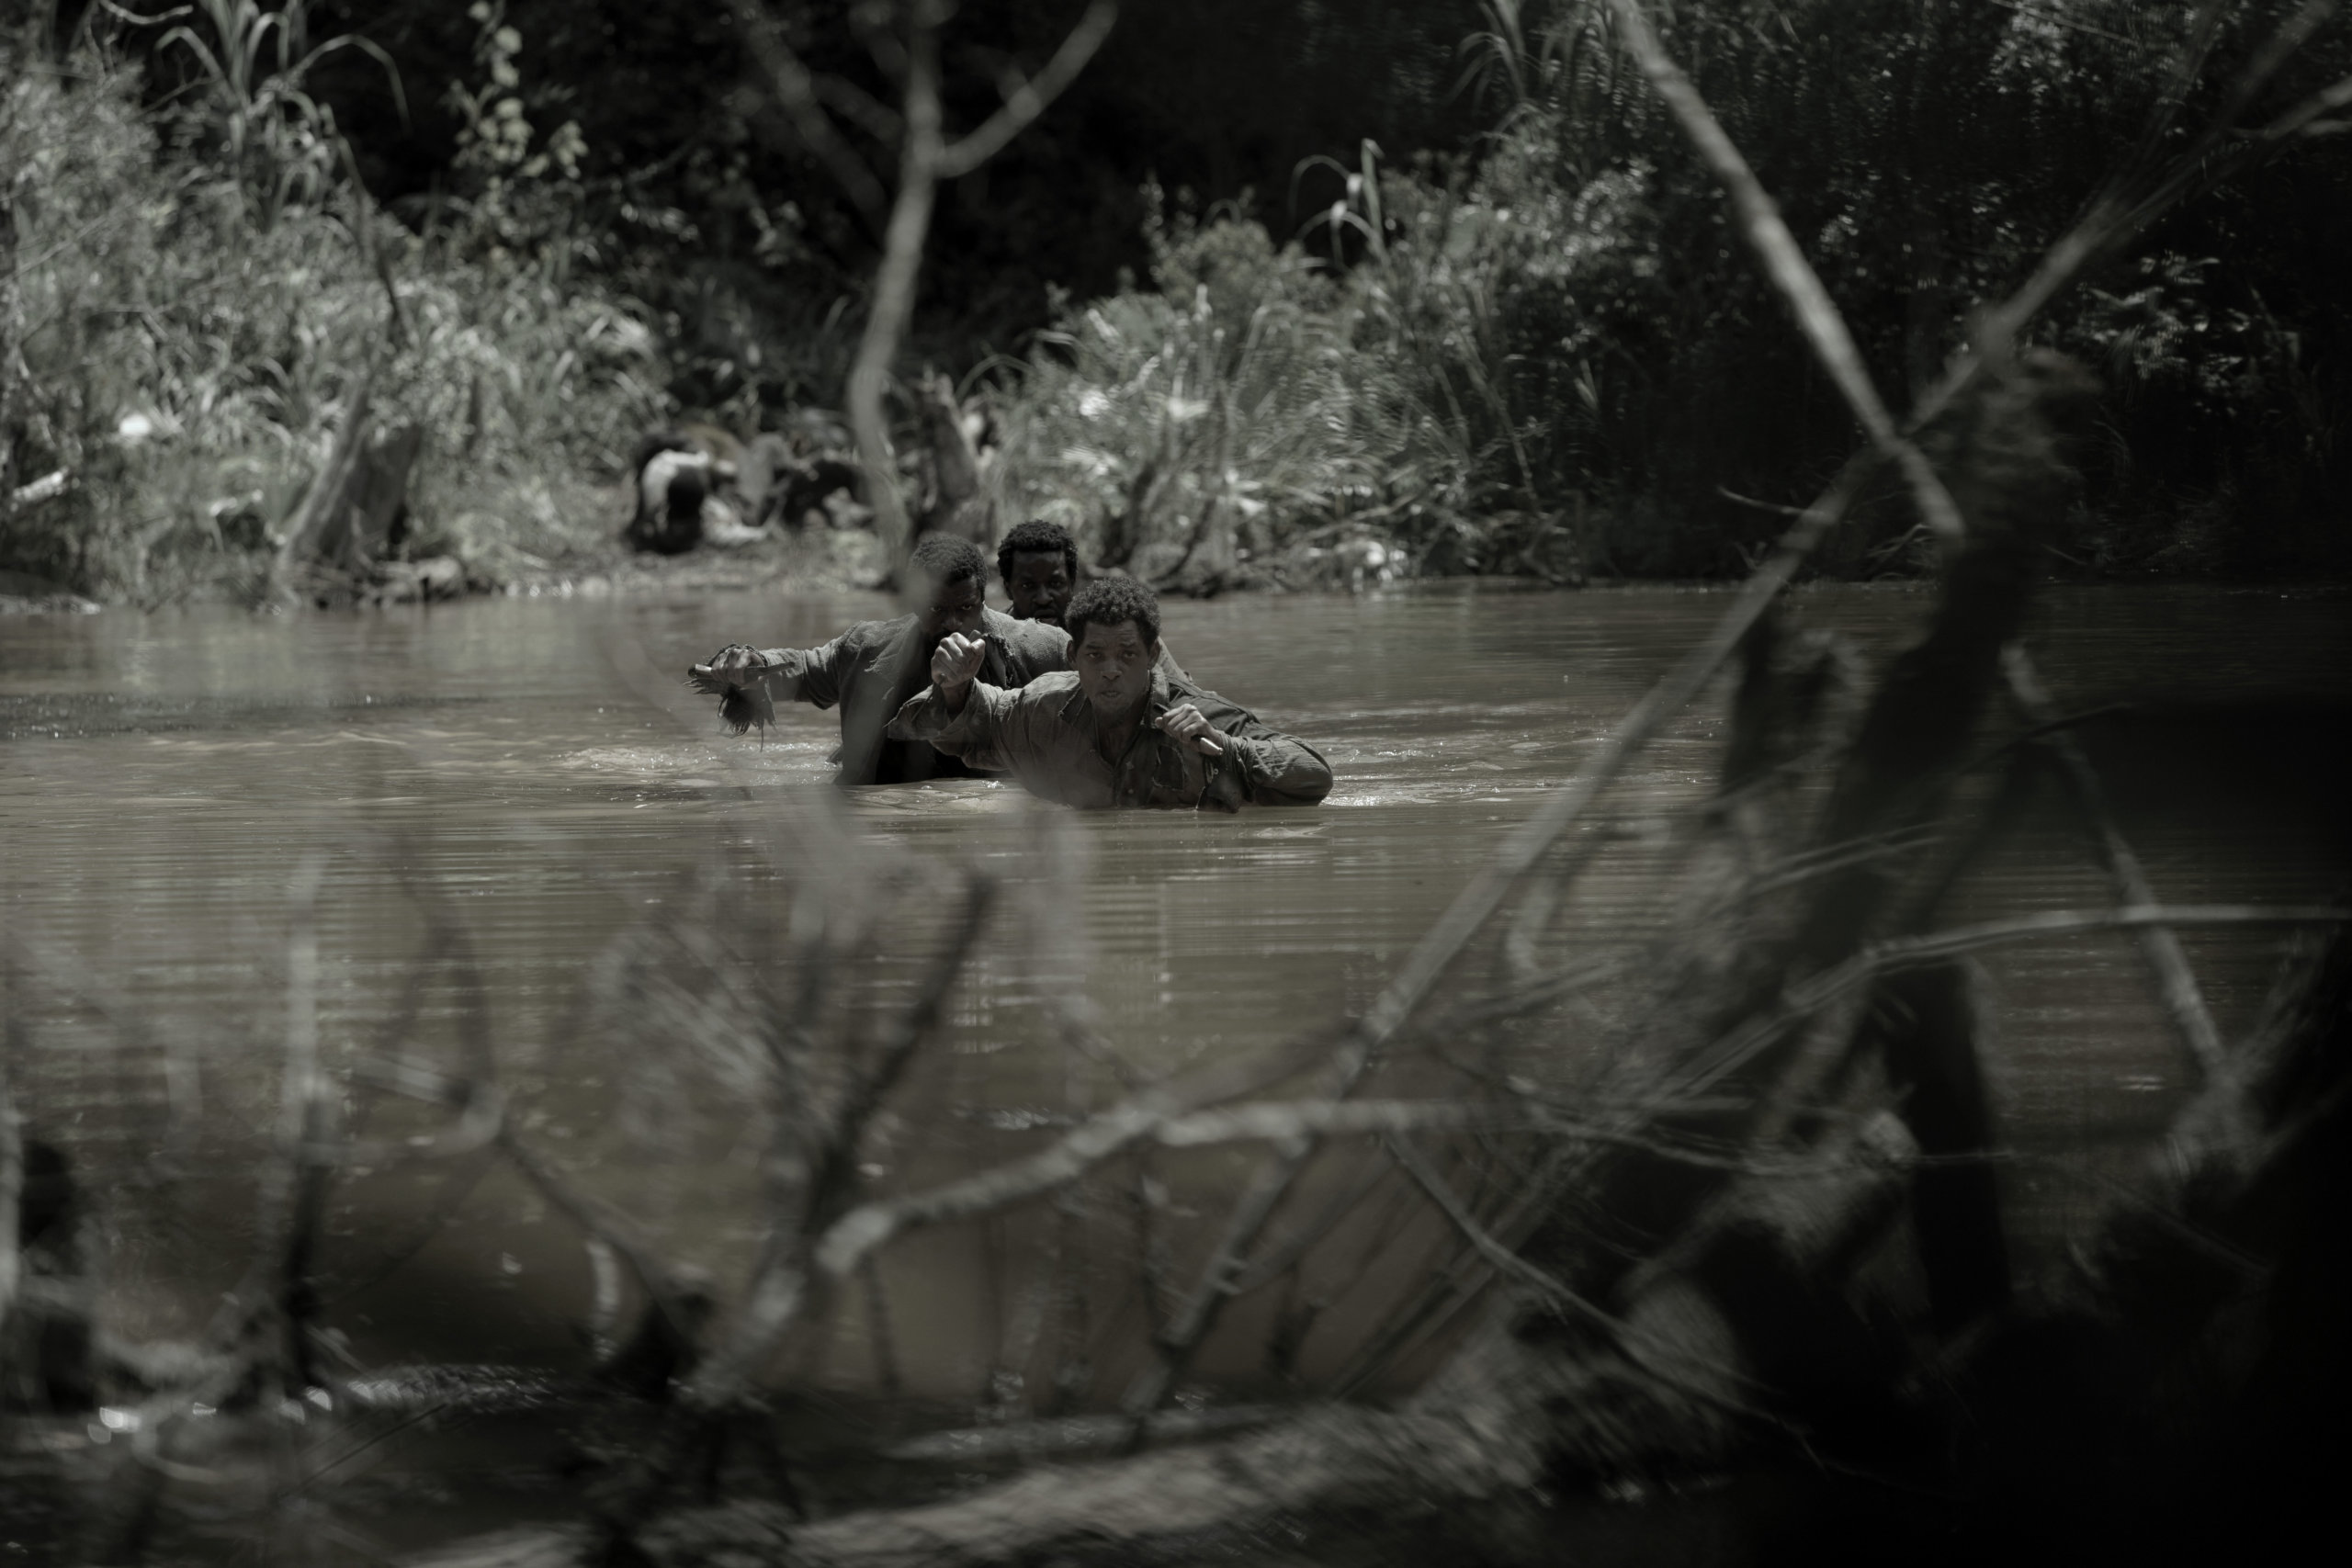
left=909, top=532, right=986, bottom=589
left=996, top=519, right=1079, bottom=586
left=1063, top=575, right=1160, bottom=649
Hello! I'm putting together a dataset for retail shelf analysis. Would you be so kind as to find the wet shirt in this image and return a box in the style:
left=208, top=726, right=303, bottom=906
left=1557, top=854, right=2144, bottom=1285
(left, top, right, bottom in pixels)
left=888, top=668, right=1332, bottom=810
left=751, top=608, right=1069, bottom=786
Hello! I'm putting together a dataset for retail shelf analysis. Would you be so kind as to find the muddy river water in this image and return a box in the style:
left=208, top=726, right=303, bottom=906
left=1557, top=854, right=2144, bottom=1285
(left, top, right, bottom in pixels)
left=2, top=581, right=2347, bottom=1546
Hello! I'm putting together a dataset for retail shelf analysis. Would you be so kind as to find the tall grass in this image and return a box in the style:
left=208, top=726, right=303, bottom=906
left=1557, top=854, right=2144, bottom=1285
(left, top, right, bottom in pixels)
left=989, top=152, right=1627, bottom=588
left=992, top=196, right=1403, bottom=589
left=0, top=20, right=668, bottom=605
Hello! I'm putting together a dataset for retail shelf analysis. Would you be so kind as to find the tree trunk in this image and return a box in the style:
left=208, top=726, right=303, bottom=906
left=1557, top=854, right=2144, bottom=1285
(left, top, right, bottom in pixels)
left=845, top=32, right=943, bottom=582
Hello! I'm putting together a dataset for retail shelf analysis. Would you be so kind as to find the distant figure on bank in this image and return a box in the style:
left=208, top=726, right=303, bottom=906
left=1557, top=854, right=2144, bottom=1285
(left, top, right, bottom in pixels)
left=626, top=428, right=767, bottom=554
left=888, top=577, right=1330, bottom=810
left=998, top=517, right=1189, bottom=682
left=691, top=535, right=1069, bottom=786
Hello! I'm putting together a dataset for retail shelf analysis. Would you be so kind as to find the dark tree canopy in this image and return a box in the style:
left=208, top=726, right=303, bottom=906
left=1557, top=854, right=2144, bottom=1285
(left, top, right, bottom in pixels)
left=282, top=0, right=1486, bottom=346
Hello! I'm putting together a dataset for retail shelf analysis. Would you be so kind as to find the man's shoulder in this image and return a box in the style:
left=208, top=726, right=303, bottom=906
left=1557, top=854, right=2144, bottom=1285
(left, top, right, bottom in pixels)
left=1166, top=673, right=1260, bottom=728
left=1004, top=669, right=1081, bottom=703
left=985, top=608, right=1072, bottom=667
left=831, top=614, right=915, bottom=653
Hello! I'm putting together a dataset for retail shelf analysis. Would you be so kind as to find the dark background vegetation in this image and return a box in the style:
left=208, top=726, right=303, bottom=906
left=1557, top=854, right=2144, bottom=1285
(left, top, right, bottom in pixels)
left=298, top=0, right=1488, bottom=348
left=3, top=0, right=2348, bottom=601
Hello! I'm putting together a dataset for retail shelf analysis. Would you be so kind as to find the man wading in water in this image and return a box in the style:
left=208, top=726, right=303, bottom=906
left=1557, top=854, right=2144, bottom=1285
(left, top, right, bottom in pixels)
left=888, top=577, right=1330, bottom=809
left=997, top=518, right=1189, bottom=682
left=996, top=518, right=1080, bottom=629
left=692, top=535, right=1068, bottom=785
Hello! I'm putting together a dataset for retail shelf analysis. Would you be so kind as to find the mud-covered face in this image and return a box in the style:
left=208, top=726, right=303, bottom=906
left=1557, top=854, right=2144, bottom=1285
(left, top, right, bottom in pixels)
left=1073, top=619, right=1158, bottom=718
left=916, top=575, right=987, bottom=646
left=1005, top=550, right=1074, bottom=626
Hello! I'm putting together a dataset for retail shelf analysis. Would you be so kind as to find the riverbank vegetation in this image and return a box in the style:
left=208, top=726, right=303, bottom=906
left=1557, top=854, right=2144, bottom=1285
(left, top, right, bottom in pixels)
left=3, top=1, right=2348, bottom=607
left=995, top=0, right=2352, bottom=584
left=0, top=3, right=673, bottom=607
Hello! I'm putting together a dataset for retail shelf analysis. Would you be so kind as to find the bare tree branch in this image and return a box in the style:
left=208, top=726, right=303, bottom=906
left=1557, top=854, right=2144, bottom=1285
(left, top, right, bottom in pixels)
left=1384, top=1133, right=1613, bottom=1330
left=1680, top=904, right=2350, bottom=1100
left=2001, top=648, right=2230, bottom=1087
left=497, top=1125, right=708, bottom=1346
left=681, top=869, right=995, bottom=1411
left=1118, top=450, right=1874, bottom=1415
left=842, top=0, right=1120, bottom=573
left=1965, top=2, right=2343, bottom=372
left=2260, top=68, right=2352, bottom=136
left=808, top=1049, right=1311, bottom=1284
left=1604, top=0, right=1967, bottom=545
left=816, top=73, right=905, bottom=143
left=2111, top=0, right=2236, bottom=181
left=848, top=17, right=944, bottom=572
left=2212, top=1, right=2338, bottom=131
left=247, top=855, right=331, bottom=1384
left=1603, top=0, right=2301, bottom=1161
left=728, top=0, right=888, bottom=221
left=882, top=1403, right=1282, bottom=1463
left=834, top=874, right=996, bottom=1155
left=935, top=1, right=1118, bottom=178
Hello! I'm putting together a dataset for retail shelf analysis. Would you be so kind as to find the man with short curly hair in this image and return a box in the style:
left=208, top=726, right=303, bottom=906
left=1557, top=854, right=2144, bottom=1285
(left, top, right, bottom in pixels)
left=691, top=534, right=1069, bottom=786
left=995, top=519, right=1080, bottom=627
left=996, top=518, right=1189, bottom=679
left=888, top=576, right=1329, bottom=809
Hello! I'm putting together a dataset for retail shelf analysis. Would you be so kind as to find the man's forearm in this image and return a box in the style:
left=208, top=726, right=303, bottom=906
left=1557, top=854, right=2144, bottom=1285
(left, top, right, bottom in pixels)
left=1222, top=729, right=1334, bottom=806
left=740, top=646, right=826, bottom=705
left=887, top=682, right=1003, bottom=772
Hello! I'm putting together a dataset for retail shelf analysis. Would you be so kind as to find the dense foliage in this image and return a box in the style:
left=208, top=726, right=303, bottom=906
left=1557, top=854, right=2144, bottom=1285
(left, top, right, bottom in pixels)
left=0, top=3, right=668, bottom=602
left=997, top=1, right=2352, bottom=581
left=3, top=1, right=2347, bottom=602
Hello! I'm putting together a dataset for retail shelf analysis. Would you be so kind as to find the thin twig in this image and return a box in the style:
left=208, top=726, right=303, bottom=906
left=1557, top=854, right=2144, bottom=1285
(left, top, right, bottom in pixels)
left=1612, top=0, right=2279, bottom=1130
left=2001, top=648, right=2229, bottom=1084
left=496, top=1126, right=704, bottom=1345
left=1606, top=0, right=1966, bottom=546
left=1229, top=1154, right=1399, bottom=1294
left=1680, top=904, right=2348, bottom=1100
left=835, top=874, right=996, bottom=1151
left=1384, top=1133, right=1619, bottom=1330
left=1385, top=1133, right=1776, bottom=1421
left=1124, top=451, right=1877, bottom=1416
left=808, top=1048, right=1323, bottom=1284
left=935, top=2, right=1119, bottom=177
left=860, top=1253, right=903, bottom=1401
left=684, top=872, right=996, bottom=1408
left=241, top=856, right=331, bottom=1383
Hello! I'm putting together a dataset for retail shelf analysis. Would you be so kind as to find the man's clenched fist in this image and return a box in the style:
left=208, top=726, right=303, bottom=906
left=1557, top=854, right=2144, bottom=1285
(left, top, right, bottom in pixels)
left=931, top=631, right=988, bottom=713
left=1154, top=702, right=1225, bottom=756
left=700, top=644, right=771, bottom=682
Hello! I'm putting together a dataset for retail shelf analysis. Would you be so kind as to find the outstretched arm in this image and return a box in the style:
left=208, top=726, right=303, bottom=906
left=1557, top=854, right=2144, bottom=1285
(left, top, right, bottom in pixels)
left=889, top=634, right=1019, bottom=772
left=689, top=634, right=860, bottom=736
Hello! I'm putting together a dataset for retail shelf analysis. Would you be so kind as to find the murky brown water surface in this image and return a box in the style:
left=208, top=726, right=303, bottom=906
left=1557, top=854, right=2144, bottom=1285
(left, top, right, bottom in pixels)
left=3, top=581, right=2348, bottom=1548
